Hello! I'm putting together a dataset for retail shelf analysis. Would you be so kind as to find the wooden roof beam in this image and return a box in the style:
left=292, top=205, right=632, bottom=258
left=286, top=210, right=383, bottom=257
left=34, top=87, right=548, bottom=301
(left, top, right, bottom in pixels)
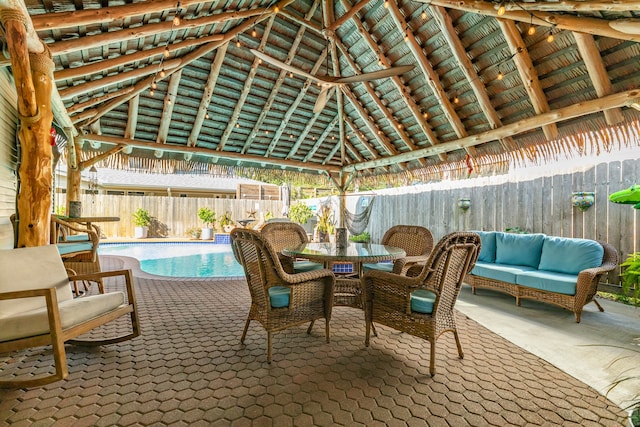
left=217, top=16, right=276, bottom=152
left=333, top=38, right=427, bottom=167
left=328, top=0, right=373, bottom=31
left=343, top=89, right=640, bottom=173
left=430, top=5, right=516, bottom=152
left=58, top=58, right=181, bottom=100
left=386, top=1, right=476, bottom=158
left=155, top=69, right=182, bottom=145
left=344, top=115, right=380, bottom=160
left=124, top=95, right=139, bottom=140
left=498, top=19, right=558, bottom=141
left=424, top=1, right=640, bottom=42
left=285, top=110, right=323, bottom=160
left=573, top=32, right=625, bottom=126
left=265, top=47, right=328, bottom=156
left=85, top=134, right=341, bottom=174
left=187, top=42, right=227, bottom=147
left=497, top=1, right=640, bottom=13
left=66, top=87, right=134, bottom=115
left=304, top=115, right=340, bottom=162
left=241, top=3, right=318, bottom=153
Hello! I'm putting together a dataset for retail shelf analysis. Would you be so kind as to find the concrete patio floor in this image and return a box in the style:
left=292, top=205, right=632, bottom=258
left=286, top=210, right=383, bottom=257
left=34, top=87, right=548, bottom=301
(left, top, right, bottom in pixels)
left=0, top=255, right=635, bottom=426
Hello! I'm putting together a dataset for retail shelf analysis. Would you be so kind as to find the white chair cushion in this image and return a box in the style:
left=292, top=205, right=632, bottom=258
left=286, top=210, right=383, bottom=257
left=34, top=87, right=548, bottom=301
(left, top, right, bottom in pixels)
left=0, top=292, right=126, bottom=342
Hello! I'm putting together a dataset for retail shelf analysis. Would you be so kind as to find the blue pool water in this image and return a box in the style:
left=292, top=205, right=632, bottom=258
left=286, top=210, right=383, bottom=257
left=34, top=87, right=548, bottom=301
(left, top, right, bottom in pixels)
left=99, top=242, right=244, bottom=278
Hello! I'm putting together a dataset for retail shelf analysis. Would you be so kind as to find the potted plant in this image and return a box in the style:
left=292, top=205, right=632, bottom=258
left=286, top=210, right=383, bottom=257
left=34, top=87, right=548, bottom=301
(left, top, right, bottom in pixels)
left=289, top=201, right=315, bottom=235
left=133, top=208, right=151, bottom=239
left=198, top=207, right=216, bottom=240
left=315, top=205, right=335, bottom=243
left=218, top=211, right=235, bottom=233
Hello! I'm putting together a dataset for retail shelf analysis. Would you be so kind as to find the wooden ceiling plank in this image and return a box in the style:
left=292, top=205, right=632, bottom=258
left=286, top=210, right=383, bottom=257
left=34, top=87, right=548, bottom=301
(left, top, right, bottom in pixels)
left=66, top=86, right=134, bottom=114
left=498, top=19, right=558, bottom=141
left=573, top=32, right=625, bottom=126
left=425, top=1, right=640, bottom=43
left=124, top=94, right=139, bottom=140
left=31, top=1, right=265, bottom=30
left=430, top=5, right=516, bottom=151
left=156, top=69, right=182, bottom=144
left=342, top=88, right=640, bottom=173
left=344, top=115, right=379, bottom=159
left=386, top=1, right=469, bottom=144
left=285, top=110, right=323, bottom=159
left=217, top=15, right=276, bottom=151
left=58, top=58, right=181, bottom=100
left=84, top=133, right=341, bottom=173
left=266, top=47, right=329, bottom=157
left=322, top=135, right=343, bottom=165
left=304, top=115, right=340, bottom=162
left=241, top=3, right=317, bottom=154
left=187, top=42, right=228, bottom=147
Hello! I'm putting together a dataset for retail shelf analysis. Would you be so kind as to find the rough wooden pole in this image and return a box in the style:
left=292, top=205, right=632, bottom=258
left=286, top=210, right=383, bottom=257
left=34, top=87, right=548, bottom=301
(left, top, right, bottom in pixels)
left=1, top=8, right=54, bottom=247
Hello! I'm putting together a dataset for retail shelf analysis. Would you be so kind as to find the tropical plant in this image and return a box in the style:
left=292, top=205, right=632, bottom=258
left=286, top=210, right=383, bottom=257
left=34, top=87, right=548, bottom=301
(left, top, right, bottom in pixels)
left=264, top=210, right=274, bottom=221
left=316, top=205, right=335, bottom=234
left=185, top=227, right=201, bottom=239
left=197, top=207, right=216, bottom=228
left=349, top=231, right=371, bottom=243
left=288, top=202, right=313, bottom=225
left=218, top=211, right=234, bottom=229
left=132, top=208, right=151, bottom=227
left=620, top=252, right=640, bottom=306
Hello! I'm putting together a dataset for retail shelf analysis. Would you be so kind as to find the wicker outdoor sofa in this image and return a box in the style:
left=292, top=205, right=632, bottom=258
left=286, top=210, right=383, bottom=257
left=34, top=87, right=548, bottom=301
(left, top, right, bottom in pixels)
left=466, top=231, right=618, bottom=322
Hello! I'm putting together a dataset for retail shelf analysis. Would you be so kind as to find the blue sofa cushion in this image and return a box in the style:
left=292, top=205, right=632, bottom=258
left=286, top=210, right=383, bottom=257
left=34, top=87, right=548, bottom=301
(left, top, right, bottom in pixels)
left=268, top=286, right=290, bottom=308
left=538, top=237, right=604, bottom=275
left=474, top=231, right=497, bottom=263
left=495, top=233, right=545, bottom=268
left=410, top=289, right=436, bottom=314
left=516, top=270, right=579, bottom=295
left=471, top=262, right=537, bottom=284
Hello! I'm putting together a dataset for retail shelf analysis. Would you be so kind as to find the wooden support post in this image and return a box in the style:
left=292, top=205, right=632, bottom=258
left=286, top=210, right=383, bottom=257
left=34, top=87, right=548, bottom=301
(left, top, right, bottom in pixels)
left=1, top=8, right=54, bottom=247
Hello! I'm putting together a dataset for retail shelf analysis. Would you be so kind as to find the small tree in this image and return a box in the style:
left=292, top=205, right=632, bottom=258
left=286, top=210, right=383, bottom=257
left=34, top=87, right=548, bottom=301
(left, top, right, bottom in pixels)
left=133, top=208, right=151, bottom=227
left=198, top=207, right=216, bottom=228
left=289, top=202, right=313, bottom=224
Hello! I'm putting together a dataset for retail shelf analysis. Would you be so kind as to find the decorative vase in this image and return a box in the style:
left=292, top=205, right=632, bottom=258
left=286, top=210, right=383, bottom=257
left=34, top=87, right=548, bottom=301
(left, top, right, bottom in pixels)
left=571, top=192, right=595, bottom=211
left=458, top=198, right=471, bottom=211
left=201, top=227, right=213, bottom=240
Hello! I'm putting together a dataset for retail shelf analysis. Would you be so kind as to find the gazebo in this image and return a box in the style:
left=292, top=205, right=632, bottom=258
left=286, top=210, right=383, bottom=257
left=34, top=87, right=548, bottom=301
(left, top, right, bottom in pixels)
left=1, top=0, right=639, bottom=246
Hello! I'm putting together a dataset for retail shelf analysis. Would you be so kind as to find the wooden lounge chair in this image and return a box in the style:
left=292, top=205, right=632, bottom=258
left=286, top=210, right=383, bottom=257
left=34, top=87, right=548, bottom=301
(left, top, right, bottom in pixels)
left=230, top=228, right=335, bottom=363
left=261, top=221, right=324, bottom=274
left=363, top=224, right=434, bottom=275
left=364, top=231, right=481, bottom=376
left=0, top=245, right=140, bottom=388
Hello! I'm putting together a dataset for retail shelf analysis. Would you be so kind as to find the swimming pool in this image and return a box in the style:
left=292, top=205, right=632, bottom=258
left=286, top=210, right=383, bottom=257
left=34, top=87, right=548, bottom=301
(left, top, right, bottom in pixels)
left=98, top=242, right=244, bottom=278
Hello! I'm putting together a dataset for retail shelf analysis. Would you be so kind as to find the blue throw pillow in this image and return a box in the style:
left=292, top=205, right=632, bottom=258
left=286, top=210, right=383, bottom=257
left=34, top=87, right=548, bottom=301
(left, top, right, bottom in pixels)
left=474, top=231, right=497, bottom=263
left=269, top=286, right=290, bottom=308
left=495, top=233, right=546, bottom=267
left=538, top=237, right=604, bottom=275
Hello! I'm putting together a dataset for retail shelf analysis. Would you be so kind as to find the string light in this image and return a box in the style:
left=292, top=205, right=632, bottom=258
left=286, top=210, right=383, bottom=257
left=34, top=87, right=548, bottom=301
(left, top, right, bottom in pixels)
left=252, top=28, right=257, bottom=37
left=421, top=7, right=427, bottom=20
left=404, top=33, right=409, bottom=43
left=149, top=89, right=154, bottom=96
left=163, top=47, right=170, bottom=58
left=383, top=0, right=389, bottom=9
left=160, top=70, right=166, bottom=77
left=497, top=69, right=504, bottom=80
left=527, top=15, right=536, bottom=35
left=497, top=1, right=506, bottom=16
left=453, top=94, right=459, bottom=104
left=173, top=1, right=181, bottom=26
left=547, top=28, right=555, bottom=43
left=274, top=6, right=279, bottom=13
left=236, top=37, right=241, bottom=48
left=151, top=81, right=157, bottom=90
left=423, top=111, right=428, bottom=119
left=205, top=113, right=210, bottom=119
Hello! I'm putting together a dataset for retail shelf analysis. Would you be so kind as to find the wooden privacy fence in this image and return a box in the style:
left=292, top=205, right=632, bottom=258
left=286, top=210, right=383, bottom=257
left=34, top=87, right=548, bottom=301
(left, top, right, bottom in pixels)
left=62, top=195, right=283, bottom=239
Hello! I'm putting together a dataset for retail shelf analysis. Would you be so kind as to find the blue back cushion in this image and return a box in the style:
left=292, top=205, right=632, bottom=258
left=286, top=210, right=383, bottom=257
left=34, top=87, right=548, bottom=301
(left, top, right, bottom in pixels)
left=474, top=231, right=497, bottom=263
left=538, top=237, right=604, bottom=275
left=495, top=233, right=545, bottom=267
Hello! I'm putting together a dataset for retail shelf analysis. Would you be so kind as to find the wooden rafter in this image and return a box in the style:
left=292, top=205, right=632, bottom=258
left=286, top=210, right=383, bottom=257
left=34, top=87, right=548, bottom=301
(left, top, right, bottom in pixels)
left=342, top=89, right=640, bottom=172
left=124, top=95, right=139, bottom=140
left=424, top=1, right=640, bottom=42
left=328, top=0, right=373, bottom=31
left=187, top=42, right=227, bottom=147
left=285, top=110, right=323, bottom=159
left=304, top=115, right=340, bottom=162
left=430, top=5, right=516, bottom=151
left=66, top=87, right=134, bottom=115
left=495, top=1, right=640, bottom=13
left=265, top=47, right=329, bottom=156
left=217, top=16, right=276, bottom=151
left=498, top=19, right=558, bottom=141
left=573, top=32, right=625, bottom=126
left=344, top=116, right=379, bottom=160
left=155, top=69, right=182, bottom=145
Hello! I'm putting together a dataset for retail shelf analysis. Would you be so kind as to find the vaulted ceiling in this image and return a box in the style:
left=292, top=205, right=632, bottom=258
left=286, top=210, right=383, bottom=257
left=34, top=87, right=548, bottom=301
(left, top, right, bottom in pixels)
left=13, top=0, right=640, bottom=182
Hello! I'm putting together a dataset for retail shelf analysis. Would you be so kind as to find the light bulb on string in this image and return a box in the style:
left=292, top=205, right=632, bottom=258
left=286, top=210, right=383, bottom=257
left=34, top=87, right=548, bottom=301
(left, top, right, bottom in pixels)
left=527, top=15, right=536, bottom=35
left=421, top=8, right=427, bottom=20
left=149, top=89, right=154, bottom=96
left=497, top=1, right=506, bottom=16
left=384, top=0, right=389, bottom=9
left=497, top=69, right=504, bottom=80
left=151, top=81, right=157, bottom=90
left=236, top=38, right=241, bottom=48
left=453, top=94, right=459, bottom=104
left=547, top=29, right=555, bottom=43
left=173, top=15, right=181, bottom=26
left=404, top=32, right=409, bottom=43
left=160, top=70, right=166, bottom=77
left=252, top=28, right=257, bottom=37
left=163, top=47, right=170, bottom=58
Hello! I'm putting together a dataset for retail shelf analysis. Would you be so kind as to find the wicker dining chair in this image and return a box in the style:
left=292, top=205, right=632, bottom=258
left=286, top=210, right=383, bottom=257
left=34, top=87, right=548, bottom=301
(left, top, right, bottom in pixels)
left=364, top=231, right=481, bottom=376
left=261, top=221, right=324, bottom=274
left=363, top=225, right=434, bottom=275
left=230, top=228, right=335, bottom=363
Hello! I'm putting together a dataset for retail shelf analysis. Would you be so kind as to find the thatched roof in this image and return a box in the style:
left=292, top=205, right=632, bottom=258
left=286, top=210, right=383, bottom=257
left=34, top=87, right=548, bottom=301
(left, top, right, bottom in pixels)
left=14, top=0, right=640, bottom=185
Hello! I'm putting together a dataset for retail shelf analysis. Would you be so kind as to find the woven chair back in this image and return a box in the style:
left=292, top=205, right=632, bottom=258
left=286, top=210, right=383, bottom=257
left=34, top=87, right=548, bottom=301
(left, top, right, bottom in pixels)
left=381, top=225, right=434, bottom=257
left=261, top=221, right=309, bottom=252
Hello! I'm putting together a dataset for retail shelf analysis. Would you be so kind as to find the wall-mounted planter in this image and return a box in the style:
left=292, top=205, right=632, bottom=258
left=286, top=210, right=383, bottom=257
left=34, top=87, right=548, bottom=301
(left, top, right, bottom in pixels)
left=571, top=192, right=595, bottom=211
left=458, top=198, right=471, bottom=211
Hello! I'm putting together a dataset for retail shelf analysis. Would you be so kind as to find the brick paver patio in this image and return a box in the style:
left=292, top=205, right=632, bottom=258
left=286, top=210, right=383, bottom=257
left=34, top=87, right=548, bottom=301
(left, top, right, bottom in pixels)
left=0, top=257, right=627, bottom=426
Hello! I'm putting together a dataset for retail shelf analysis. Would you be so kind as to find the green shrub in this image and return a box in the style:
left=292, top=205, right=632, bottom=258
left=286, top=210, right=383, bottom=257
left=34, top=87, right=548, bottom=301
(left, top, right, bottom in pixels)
left=349, top=232, right=371, bottom=243
left=289, top=202, right=313, bottom=224
left=197, top=207, right=216, bottom=227
left=133, top=208, right=151, bottom=227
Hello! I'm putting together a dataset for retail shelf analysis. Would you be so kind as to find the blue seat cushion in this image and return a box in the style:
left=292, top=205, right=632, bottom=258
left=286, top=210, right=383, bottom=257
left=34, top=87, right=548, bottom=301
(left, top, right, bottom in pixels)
left=60, top=234, right=91, bottom=242
left=495, top=233, right=546, bottom=268
left=268, top=286, right=290, bottom=308
left=538, top=237, right=604, bottom=275
left=293, top=260, right=324, bottom=273
left=474, top=231, right=497, bottom=263
left=516, top=270, right=579, bottom=295
left=363, top=261, right=394, bottom=273
left=56, top=242, right=93, bottom=256
left=471, top=262, right=537, bottom=284
left=410, top=289, right=437, bottom=314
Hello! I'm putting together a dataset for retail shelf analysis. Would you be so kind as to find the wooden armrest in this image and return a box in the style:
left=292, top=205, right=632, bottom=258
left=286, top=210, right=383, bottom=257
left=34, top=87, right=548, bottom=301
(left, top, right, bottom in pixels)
left=68, top=269, right=137, bottom=303
left=0, top=286, right=57, bottom=302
